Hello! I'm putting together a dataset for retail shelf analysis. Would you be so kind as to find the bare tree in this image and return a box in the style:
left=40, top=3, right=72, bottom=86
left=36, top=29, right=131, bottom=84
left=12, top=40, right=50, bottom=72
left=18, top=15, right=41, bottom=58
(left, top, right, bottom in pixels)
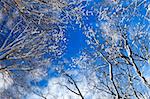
left=76, top=0, right=150, bottom=98
left=0, top=0, right=67, bottom=98
left=53, top=0, right=150, bottom=99
left=1, top=0, right=150, bottom=99
left=36, top=0, right=149, bottom=98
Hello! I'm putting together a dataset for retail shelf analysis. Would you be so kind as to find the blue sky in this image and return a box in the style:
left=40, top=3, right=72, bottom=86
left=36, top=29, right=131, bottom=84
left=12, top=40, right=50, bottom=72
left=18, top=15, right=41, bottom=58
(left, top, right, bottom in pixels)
left=0, top=0, right=150, bottom=98
left=65, top=22, right=87, bottom=58
left=42, top=0, right=150, bottom=87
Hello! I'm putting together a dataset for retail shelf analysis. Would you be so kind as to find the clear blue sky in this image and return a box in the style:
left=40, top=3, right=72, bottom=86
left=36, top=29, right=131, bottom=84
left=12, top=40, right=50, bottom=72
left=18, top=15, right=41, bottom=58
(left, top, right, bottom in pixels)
left=64, top=22, right=87, bottom=58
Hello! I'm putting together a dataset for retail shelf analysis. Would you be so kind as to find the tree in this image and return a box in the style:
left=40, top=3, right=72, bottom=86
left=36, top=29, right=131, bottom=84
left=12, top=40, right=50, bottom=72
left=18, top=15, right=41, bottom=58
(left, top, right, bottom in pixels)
left=48, top=0, right=150, bottom=99
left=0, top=0, right=67, bottom=98
left=74, top=0, right=150, bottom=98
left=0, top=0, right=150, bottom=99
